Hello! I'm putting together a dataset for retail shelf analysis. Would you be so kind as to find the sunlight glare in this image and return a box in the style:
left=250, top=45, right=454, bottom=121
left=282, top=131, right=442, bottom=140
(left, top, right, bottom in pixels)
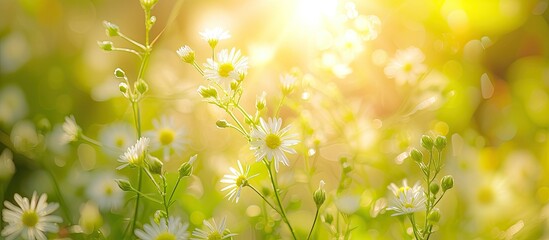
left=294, top=0, right=339, bottom=29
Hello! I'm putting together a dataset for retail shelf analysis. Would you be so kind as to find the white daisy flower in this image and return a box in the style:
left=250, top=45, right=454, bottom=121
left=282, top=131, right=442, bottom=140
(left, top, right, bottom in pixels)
left=2, top=192, right=63, bottom=240
left=204, top=48, right=248, bottom=91
left=387, top=179, right=426, bottom=216
left=86, top=172, right=125, bottom=211
left=384, top=47, right=427, bottom=85
left=99, top=122, right=137, bottom=157
left=117, top=137, right=150, bottom=170
left=220, top=160, right=258, bottom=203
left=191, top=217, right=236, bottom=240
left=199, top=28, right=231, bottom=48
left=146, top=116, right=187, bottom=161
left=177, top=45, right=195, bottom=64
left=135, top=216, right=189, bottom=240
left=10, top=120, right=40, bottom=155
left=250, top=118, right=299, bottom=172
left=280, top=73, right=297, bottom=95
left=61, top=115, right=81, bottom=144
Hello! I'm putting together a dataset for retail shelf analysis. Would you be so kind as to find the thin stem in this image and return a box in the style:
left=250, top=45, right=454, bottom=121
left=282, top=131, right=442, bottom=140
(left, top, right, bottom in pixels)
left=45, top=166, right=72, bottom=224
left=168, top=177, right=182, bottom=205
left=223, top=106, right=249, bottom=139
left=80, top=134, right=104, bottom=148
left=144, top=168, right=161, bottom=192
left=307, top=207, right=320, bottom=240
left=119, top=33, right=146, bottom=50
left=265, top=160, right=297, bottom=240
left=235, top=104, right=254, bottom=125
left=408, top=214, right=421, bottom=240
left=275, top=94, right=286, bottom=118
left=130, top=187, right=162, bottom=204
left=192, top=61, right=204, bottom=76
left=248, top=185, right=283, bottom=216
left=112, top=47, right=143, bottom=58
left=161, top=175, right=169, bottom=217
left=130, top=167, right=143, bottom=237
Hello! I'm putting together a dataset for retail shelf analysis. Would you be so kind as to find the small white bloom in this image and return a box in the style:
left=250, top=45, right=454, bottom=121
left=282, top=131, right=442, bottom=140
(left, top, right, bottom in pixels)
left=61, top=115, right=81, bottom=144
left=10, top=120, right=40, bottom=155
left=2, top=192, right=63, bottom=240
left=0, top=85, right=28, bottom=127
left=199, top=28, right=231, bottom=48
left=387, top=179, right=426, bottom=216
left=86, top=172, right=125, bottom=211
left=0, top=148, right=15, bottom=181
left=384, top=47, right=427, bottom=85
left=177, top=45, right=195, bottom=64
left=135, top=216, right=189, bottom=240
left=280, top=73, right=297, bottom=94
left=146, top=116, right=187, bottom=161
left=117, top=137, right=150, bottom=170
left=250, top=118, right=299, bottom=172
left=204, top=48, right=248, bottom=91
left=220, top=160, right=258, bottom=203
left=99, top=122, right=137, bottom=157
left=191, top=217, right=236, bottom=240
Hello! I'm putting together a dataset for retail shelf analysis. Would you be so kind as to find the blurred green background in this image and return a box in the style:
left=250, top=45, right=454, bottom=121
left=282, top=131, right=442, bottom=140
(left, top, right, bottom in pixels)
left=1, top=0, right=549, bottom=239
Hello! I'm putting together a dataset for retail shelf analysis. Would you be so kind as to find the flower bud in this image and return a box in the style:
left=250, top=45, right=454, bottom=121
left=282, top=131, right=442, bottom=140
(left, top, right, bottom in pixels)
left=135, top=79, right=149, bottom=95
left=97, top=41, right=113, bottom=51
left=313, top=180, right=326, bottom=208
left=434, top=136, right=447, bottom=151
left=147, top=155, right=163, bottom=175
left=429, top=182, right=440, bottom=195
left=323, top=212, right=334, bottom=224
left=103, top=21, right=120, bottom=37
left=410, top=148, right=423, bottom=162
left=178, top=154, right=197, bottom=178
left=140, top=0, right=158, bottom=10
left=230, top=80, right=239, bottom=91
left=427, top=208, right=441, bottom=223
left=153, top=210, right=167, bottom=224
left=256, top=92, right=266, bottom=111
left=216, top=120, right=229, bottom=128
left=116, top=179, right=132, bottom=191
left=176, top=45, right=195, bottom=64
left=421, top=135, right=434, bottom=150
left=441, top=175, right=454, bottom=191
left=114, top=68, right=126, bottom=78
left=119, top=82, right=129, bottom=98
left=197, top=86, right=218, bottom=99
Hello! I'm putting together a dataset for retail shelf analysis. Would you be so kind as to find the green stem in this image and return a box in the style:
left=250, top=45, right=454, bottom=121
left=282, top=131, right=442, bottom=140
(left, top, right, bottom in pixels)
left=168, top=177, right=182, bottom=206
left=409, top=214, right=421, bottom=240
left=248, top=185, right=283, bottom=216
left=144, top=168, right=161, bottom=192
left=275, top=94, right=286, bottom=118
left=307, top=207, right=320, bottom=240
left=161, top=175, right=169, bottom=217
left=44, top=165, right=72, bottom=225
left=265, top=160, right=297, bottom=240
left=130, top=167, right=143, bottom=237
left=112, top=47, right=143, bottom=58
left=235, top=104, right=255, bottom=125
left=80, top=134, right=104, bottom=148
left=130, top=187, right=162, bottom=204
left=119, top=33, right=147, bottom=50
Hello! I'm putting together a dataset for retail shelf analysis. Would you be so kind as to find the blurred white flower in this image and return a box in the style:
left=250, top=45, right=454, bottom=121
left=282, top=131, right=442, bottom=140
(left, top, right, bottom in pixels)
left=0, top=148, right=15, bottom=181
left=117, top=137, right=150, bottom=170
left=200, top=28, right=231, bottom=48
left=146, top=116, right=186, bottom=161
left=135, top=217, right=189, bottom=240
left=280, top=73, right=297, bottom=94
left=384, top=47, right=427, bottom=85
left=220, top=160, right=257, bottom=203
left=2, top=192, right=63, bottom=240
left=191, top=217, right=236, bottom=240
left=204, top=48, right=248, bottom=91
left=387, top=179, right=426, bottom=216
left=86, top=172, right=125, bottom=211
left=177, top=45, right=195, bottom=64
left=334, top=194, right=361, bottom=215
left=99, top=122, right=136, bottom=157
left=0, top=85, right=27, bottom=127
left=61, top=115, right=81, bottom=144
left=250, top=118, right=299, bottom=172
left=78, top=202, right=103, bottom=235
left=10, top=120, right=41, bottom=155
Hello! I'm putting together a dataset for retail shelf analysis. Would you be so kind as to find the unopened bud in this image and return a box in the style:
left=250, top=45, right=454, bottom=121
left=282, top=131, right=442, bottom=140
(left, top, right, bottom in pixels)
left=323, top=212, right=333, bottom=224
left=103, top=21, right=120, bottom=37
left=197, top=86, right=218, bottom=99
left=178, top=154, right=197, bottom=178
left=98, top=41, right=113, bottom=51
left=434, top=136, right=447, bottom=151
left=256, top=92, right=266, bottom=111
left=216, top=120, right=229, bottom=128
left=441, top=175, right=454, bottom=191
left=313, top=180, right=326, bottom=208
left=410, top=148, right=423, bottom=162
left=427, top=208, right=441, bottom=223
left=140, top=0, right=158, bottom=10
left=135, top=79, right=149, bottom=95
left=119, top=82, right=129, bottom=95
left=114, top=68, right=126, bottom=78
left=147, top=155, right=163, bottom=175
left=230, top=80, right=239, bottom=91
left=116, top=179, right=132, bottom=191
left=153, top=210, right=167, bottom=224
left=421, top=135, right=434, bottom=150
left=429, top=182, right=440, bottom=195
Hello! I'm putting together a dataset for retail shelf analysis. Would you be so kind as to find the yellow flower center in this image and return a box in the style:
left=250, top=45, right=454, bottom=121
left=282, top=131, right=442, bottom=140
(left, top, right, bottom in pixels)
left=104, top=184, right=113, bottom=196
left=208, top=232, right=222, bottom=240
left=236, top=175, right=247, bottom=187
left=403, top=62, right=413, bottom=72
left=218, top=63, right=234, bottom=77
left=22, top=210, right=39, bottom=227
left=115, top=137, right=125, bottom=148
left=159, top=128, right=175, bottom=146
left=265, top=134, right=281, bottom=149
left=477, top=186, right=494, bottom=204
left=397, top=186, right=410, bottom=196
left=404, top=203, right=415, bottom=209
left=155, top=231, right=176, bottom=240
